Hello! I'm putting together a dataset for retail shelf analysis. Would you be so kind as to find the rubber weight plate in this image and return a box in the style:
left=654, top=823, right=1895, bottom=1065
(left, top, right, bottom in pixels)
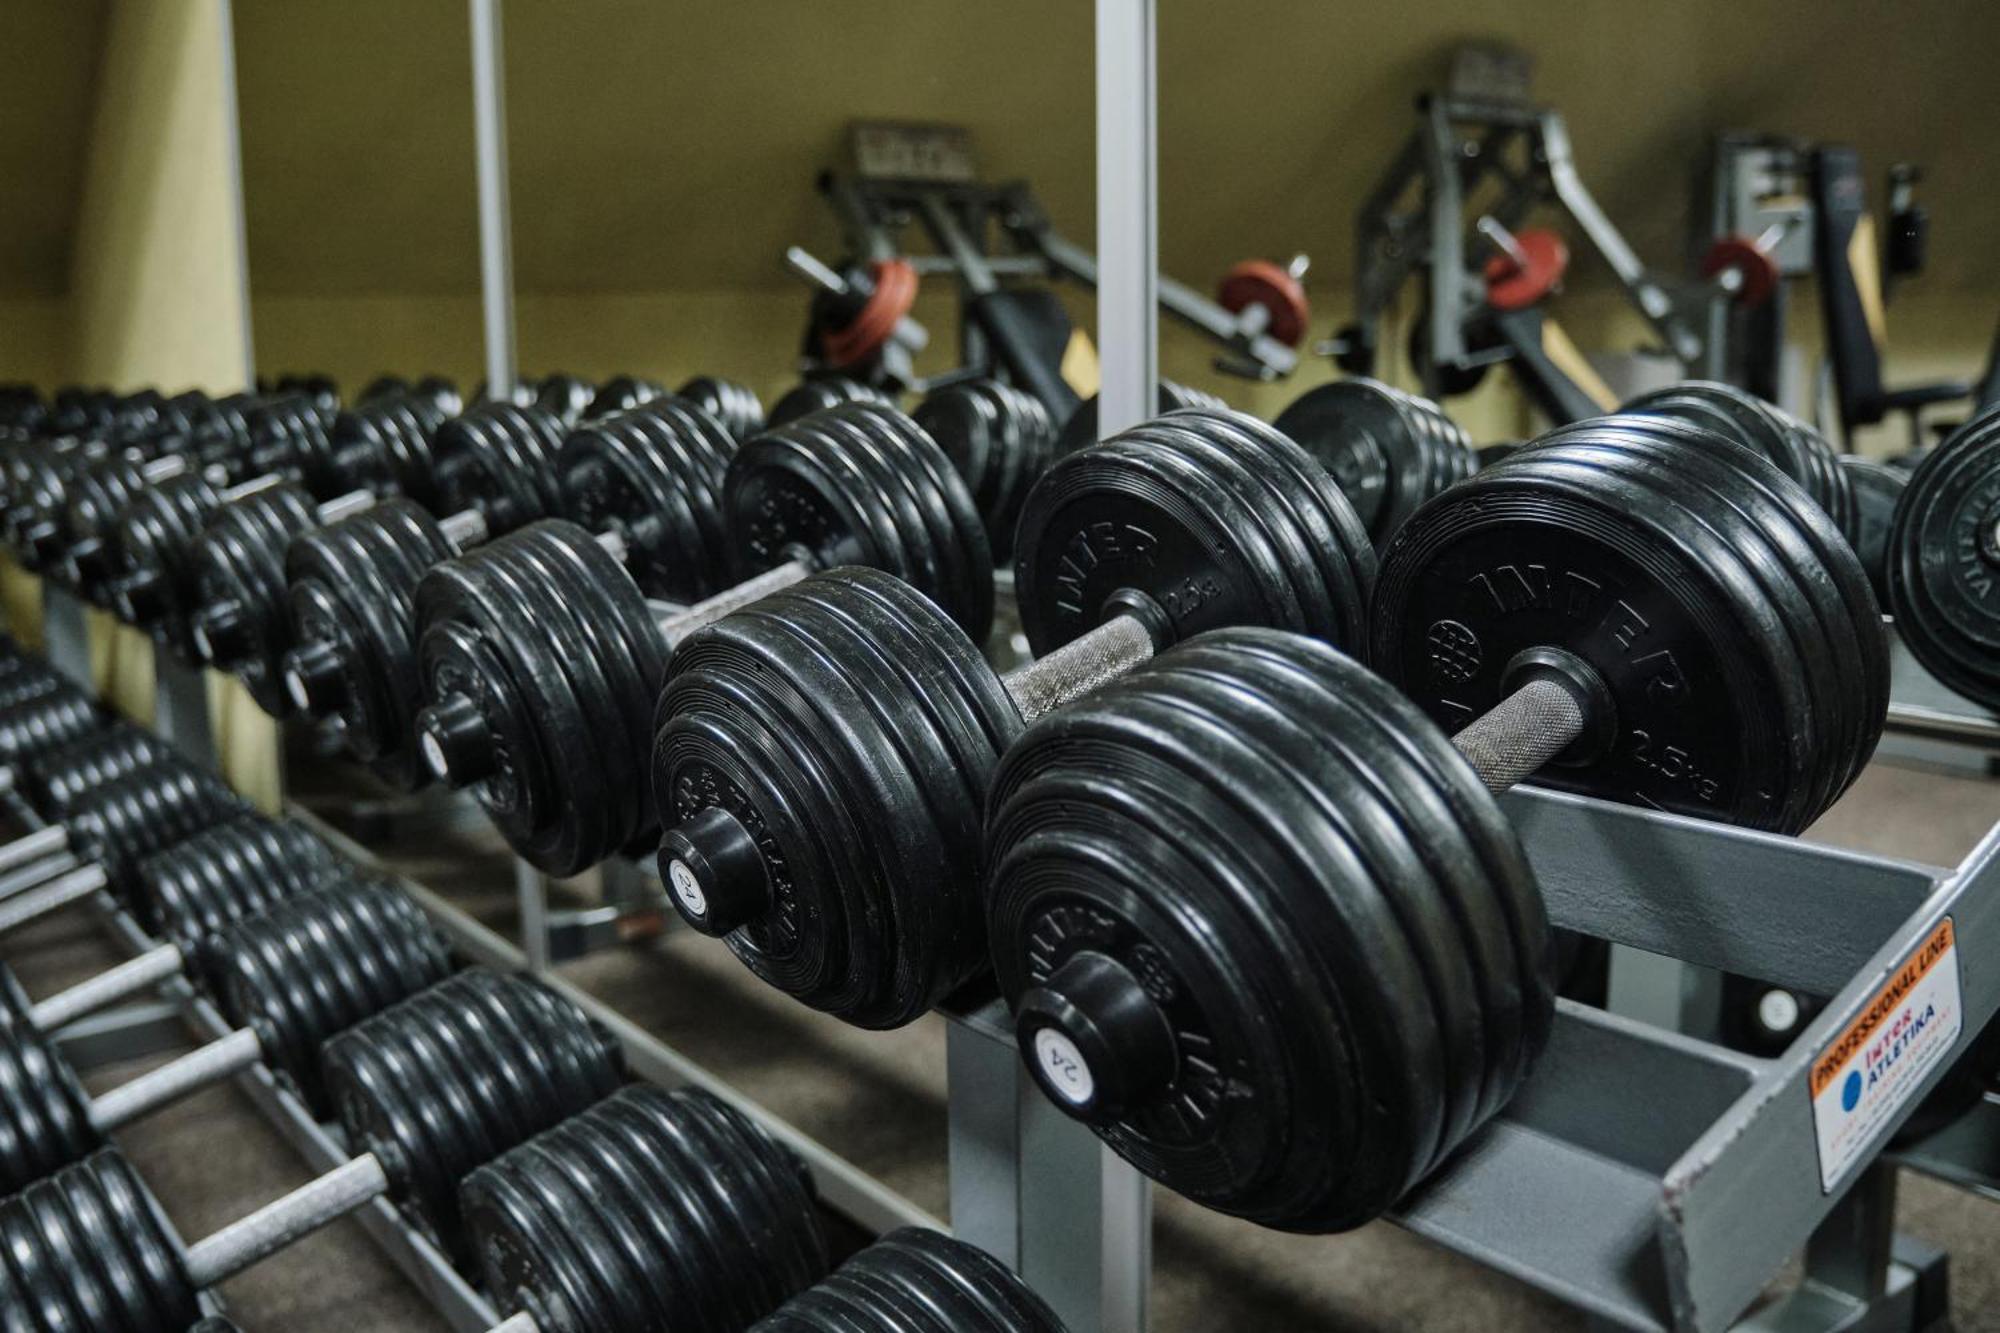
left=463, top=1085, right=829, bottom=1333
left=1373, top=422, right=1883, bottom=832
left=724, top=401, right=993, bottom=641
left=322, top=968, right=625, bottom=1260
left=111, top=472, right=224, bottom=661
left=191, top=482, right=322, bottom=714
left=1534, top=414, right=1887, bottom=810
left=416, top=520, right=669, bottom=873
left=1839, top=455, right=1907, bottom=604
left=1273, top=378, right=1474, bottom=546
left=913, top=377, right=1056, bottom=561
left=1887, top=409, right=2000, bottom=710
left=655, top=568, right=1021, bottom=1028
left=0, top=1148, right=198, bottom=1333
left=984, top=629, right=1550, bottom=1232
left=430, top=402, right=568, bottom=536
left=1015, top=406, right=1373, bottom=657
left=767, top=377, right=887, bottom=429
left=557, top=397, right=737, bottom=603
left=286, top=499, right=459, bottom=788
left=751, top=1228, right=1066, bottom=1333
left=677, top=375, right=766, bottom=441
left=134, top=815, right=340, bottom=988
left=1053, top=379, right=1226, bottom=456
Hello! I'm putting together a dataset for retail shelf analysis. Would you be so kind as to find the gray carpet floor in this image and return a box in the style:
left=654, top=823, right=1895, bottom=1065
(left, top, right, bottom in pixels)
left=7, top=752, right=1996, bottom=1331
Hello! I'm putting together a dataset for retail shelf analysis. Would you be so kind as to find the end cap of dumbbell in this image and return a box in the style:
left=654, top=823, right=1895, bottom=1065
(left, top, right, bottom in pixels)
left=112, top=569, right=164, bottom=623
left=192, top=600, right=251, bottom=665
left=1014, top=951, right=1177, bottom=1123
left=416, top=693, right=496, bottom=787
left=67, top=537, right=109, bottom=583
left=657, top=806, right=769, bottom=936
left=23, top=521, right=62, bottom=563
left=284, top=641, right=347, bottom=716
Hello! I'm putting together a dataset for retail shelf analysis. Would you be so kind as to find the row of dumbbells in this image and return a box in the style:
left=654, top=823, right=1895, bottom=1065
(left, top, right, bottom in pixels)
left=7, top=367, right=1996, bottom=1238
left=371, top=377, right=1993, bottom=1234
left=0, top=650, right=1071, bottom=1332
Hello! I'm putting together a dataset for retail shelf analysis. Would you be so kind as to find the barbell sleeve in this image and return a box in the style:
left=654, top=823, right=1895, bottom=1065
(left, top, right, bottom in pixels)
left=0, top=864, right=110, bottom=937
left=181, top=1152, right=391, bottom=1289
left=87, top=1026, right=263, bottom=1133
left=26, top=941, right=184, bottom=1031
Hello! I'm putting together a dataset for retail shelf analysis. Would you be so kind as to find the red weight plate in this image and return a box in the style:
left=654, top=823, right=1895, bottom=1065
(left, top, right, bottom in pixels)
left=1217, top=259, right=1311, bottom=347
left=1700, top=234, right=1781, bottom=308
left=1482, top=228, right=1569, bottom=311
left=822, top=258, right=919, bottom=369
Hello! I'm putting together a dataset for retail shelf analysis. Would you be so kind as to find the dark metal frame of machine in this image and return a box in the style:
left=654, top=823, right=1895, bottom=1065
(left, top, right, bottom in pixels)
left=789, top=126, right=1301, bottom=409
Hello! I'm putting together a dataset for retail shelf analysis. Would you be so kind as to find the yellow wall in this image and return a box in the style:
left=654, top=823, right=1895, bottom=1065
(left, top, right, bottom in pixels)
left=56, top=0, right=276, bottom=807
left=68, top=0, right=249, bottom=393
left=0, top=299, right=70, bottom=390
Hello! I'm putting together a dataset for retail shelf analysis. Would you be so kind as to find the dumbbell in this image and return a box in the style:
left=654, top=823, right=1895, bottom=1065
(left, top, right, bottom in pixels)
left=1624, top=380, right=1859, bottom=542
left=414, top=399, right=996, bottom=876
left=584, top=373, right=667, bottom=418
left=282, top=395, right=738, bottom=788
left=287, top=379, right=464, bottom=507
left=912, top=377, right=1056, bottom=561
left=20, top=451, right=213, bottom=596
left=1272, top=377, right=1476, bottom=548
left=0, top=880, right=448, bottom=1192
left=675, top=375, right=766, bottom=441
left=463, top=1084, right=831, bottom=1333
left=0, top=969, right=619, bottom=1331
left=0, top=688, right=104, bottom=774
left=750, top=1228, right=1068, bottom=1333
left=0, top=765, right=245, bottom=938
left=2, top=437, right=113, bottom=565
left=1839, top=454, right=1906, bottom=603
left=982, top=415, right=1886, bottom=1233
left=1886, top=408, right=2000, bottom=710
left=189, top=396, right=581, bottom=715
left=14, top=722, right=175, bottom=819
left=0, top=816, right=338, bottom=1034
left=653, top=406, right=1374, bottom=1027
left=1052, top=378, right=1226, bottom=456
left=767, top=376, right=888, bottom=429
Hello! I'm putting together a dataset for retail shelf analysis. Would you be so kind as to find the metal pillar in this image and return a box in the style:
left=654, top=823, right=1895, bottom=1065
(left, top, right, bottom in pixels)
left=948, top=1001, right=1150, bottom=1333
left=216, top=0, right=256, bottom=380
left=41, top=586, right=91, bottom=686
left=937, top=4, right=1173, bottom=1328
left=469, top=0, right=518, bottom=398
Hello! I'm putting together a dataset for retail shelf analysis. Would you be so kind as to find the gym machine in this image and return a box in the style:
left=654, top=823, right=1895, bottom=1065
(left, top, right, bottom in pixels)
left=784, top=121, right=1311, bottom=417
left=1337, top=45, right=1782, bottom=425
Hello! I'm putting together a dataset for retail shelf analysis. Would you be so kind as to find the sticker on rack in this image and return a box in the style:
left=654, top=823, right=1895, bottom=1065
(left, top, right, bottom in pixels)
left=1809, top=917, right=1963, bottom=1191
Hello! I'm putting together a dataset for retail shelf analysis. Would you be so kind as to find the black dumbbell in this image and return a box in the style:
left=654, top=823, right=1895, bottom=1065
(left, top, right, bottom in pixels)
left=675, top=375, right=765, bottom=441
left=0, top=880, right=447, bottom=1192
left=462, top=1084, right=830, bottom=1333
left=750, top=1228, right=1068, bottom=1333
left=1272, top=377, right=1475, bottom=548
left=584, top=373, right=667, bottom=418
left=0, top=970, right=618, bottom=1331
left=1839, top=454, right=1907, bottom=603
left=296, top=380, right=464, bottom=507
left=0, top=816, right=338, bottom=1034
left=983, top=414, right=1885, bottom=1233
left=414, top=399, right=995, bottom=876
left=282, top=395, right=739, bottom=788
left=1624, top=380, right=1859, bottom=542
left=0, top=766, right=246, bottom=940
left=653, top=407, right=1373, bottom=1027
left=23, top=451, right=214, bottom=598
left=0, top=689, right=104, bottom=774
left=912, top=377, right=1056, bottom=561
left=185, top=478, right=383, bottom=713
left=767, top=376, right=888, bottom=428
left=1052, top=379, right=1225, bottom=456
left=1886, top=408, right=2000, bottom=710
left=14, top=724, right=175, bottom=820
